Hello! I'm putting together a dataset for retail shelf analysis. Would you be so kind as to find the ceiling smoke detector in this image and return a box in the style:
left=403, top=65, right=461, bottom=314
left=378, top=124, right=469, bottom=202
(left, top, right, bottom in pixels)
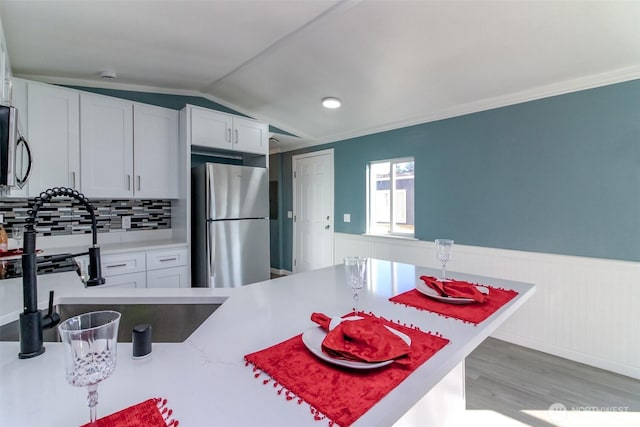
left=99, top=70, right=117, bottom=79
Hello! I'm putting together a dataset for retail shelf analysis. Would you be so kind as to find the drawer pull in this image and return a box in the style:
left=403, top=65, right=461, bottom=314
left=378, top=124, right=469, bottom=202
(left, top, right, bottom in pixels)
left=106, top=263, right=128, bottom=268
left=159, top=257, right=178, bottom=262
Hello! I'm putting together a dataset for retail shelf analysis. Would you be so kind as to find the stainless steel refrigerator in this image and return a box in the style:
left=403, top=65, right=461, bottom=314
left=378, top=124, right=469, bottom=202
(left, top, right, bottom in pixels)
left=191, top=163, right=270, bottom=288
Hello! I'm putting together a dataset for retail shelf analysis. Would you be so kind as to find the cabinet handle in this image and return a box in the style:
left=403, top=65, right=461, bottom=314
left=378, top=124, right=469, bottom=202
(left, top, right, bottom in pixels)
left=227, top=128, right=231, bottom=143
left=234, top=129, right=238, bottom=144
left=71, top=171, right=76, bottom=189
left=159, top=257, right=178, bottom=262
left=137, top=175, right=141, bottom=191
left=106, top=264, right=127, bottom=268
left=127, top=175, right=131, bottom=191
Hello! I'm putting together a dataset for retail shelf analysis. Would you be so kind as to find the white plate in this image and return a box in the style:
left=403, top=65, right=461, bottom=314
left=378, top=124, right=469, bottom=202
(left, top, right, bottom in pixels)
left=416, top=281, right=489, bottom=305
left=301, top=321, right=411, bottom=370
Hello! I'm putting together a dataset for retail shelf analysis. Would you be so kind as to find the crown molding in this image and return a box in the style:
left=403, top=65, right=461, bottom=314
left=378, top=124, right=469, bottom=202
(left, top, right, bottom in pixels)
left=315, top=65, right=640, bottom=145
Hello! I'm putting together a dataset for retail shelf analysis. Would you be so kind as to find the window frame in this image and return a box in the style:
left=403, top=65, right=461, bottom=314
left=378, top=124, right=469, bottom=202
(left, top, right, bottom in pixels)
left=366, top=156, right=415, bottom=238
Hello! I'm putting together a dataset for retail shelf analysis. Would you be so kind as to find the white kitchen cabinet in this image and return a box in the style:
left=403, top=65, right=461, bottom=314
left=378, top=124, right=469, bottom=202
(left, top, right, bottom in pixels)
left=81, top=246, right=189, bottom=289
left=190, top=105, right=233, bottom=151
left=185, top=105, right=268, bottom=155
left=132, top=103, right=179, bottom=198
left=100, top=251, right=147, bottom=288
left=8, top=79, right=81, bottom=198
left=145, top=247, right=188, bottom=288
left=81, top=92, right=179, bottom=199
left=27, top=82, right=81, bottom=196
left=102, top=272, right=146, bottom=289
left=80, top=92, right=134, bottom=198
left=146, top=266, right=189, bottom=288
left=232, top=116, right=268, bottom=155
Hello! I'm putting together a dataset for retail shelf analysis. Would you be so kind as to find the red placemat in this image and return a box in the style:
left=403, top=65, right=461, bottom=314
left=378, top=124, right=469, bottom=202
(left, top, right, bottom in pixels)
left=389, top=283, right=518, bottom=324
left=80, top=397, right=178, bottom=427
left=244, top=313, right=449, bottom=427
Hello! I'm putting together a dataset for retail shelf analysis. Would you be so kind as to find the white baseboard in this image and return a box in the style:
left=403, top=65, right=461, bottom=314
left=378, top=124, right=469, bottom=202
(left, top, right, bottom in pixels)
left=335, top=233, right=640, bottom=379
left=270, top=268, right=292, bottom=276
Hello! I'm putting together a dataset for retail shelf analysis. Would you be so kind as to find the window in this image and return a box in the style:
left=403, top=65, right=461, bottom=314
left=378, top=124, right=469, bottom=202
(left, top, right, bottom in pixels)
left=367, top=158, right=414, bottom=236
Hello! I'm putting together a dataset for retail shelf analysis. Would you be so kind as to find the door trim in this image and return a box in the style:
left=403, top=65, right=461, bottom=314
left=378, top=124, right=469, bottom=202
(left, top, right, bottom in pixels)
left=292, top=148, right=334, bottom=273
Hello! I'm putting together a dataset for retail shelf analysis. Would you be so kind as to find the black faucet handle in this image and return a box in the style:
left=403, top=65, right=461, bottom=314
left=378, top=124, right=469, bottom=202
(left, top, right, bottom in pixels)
left=42, top=290, right=60, bottom=330
left=47, top=290, right=54, bottom=316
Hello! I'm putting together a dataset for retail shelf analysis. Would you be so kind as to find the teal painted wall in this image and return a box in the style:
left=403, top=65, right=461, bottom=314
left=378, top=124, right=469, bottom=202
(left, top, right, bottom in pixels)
left=64, top=85, right=295, bottom=136
left=278, top=80, right=640, bottom=270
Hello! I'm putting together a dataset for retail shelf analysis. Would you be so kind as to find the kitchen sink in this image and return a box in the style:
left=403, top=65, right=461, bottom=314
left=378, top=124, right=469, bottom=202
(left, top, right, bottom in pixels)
left=0, top=303, right=220, bottom=343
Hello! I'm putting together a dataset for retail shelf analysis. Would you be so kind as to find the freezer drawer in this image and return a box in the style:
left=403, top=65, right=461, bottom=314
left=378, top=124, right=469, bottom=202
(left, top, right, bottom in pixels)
left=205, top=219, right=270, bottom=288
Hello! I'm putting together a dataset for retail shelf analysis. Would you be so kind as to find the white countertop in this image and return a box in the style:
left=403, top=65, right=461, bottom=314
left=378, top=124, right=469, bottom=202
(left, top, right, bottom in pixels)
left=0, top=260, right=535, bottom=426
left=35, top=238, right=188, bottom=258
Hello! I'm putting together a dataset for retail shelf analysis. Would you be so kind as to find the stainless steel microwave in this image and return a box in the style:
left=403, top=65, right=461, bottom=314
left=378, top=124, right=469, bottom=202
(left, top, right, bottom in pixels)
left=0, top=104, right=31, bottom=189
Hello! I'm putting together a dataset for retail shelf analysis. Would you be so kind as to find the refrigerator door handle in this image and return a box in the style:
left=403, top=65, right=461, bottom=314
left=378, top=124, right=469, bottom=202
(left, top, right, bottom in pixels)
left=207, top=221, right=215, bottom=287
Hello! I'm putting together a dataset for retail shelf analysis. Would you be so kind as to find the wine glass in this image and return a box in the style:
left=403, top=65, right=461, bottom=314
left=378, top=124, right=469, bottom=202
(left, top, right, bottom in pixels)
left=58, top=311, right=121, bottom=426
left=344, top=257, right=367, bottom=316
left=435, top=239, right=454, bottom=280
left=12, top=225, right=24, bottom=249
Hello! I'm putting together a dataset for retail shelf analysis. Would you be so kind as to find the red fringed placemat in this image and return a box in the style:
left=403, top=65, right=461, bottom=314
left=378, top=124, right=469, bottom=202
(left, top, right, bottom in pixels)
left=80, top=397, right=178, bottom=427
left=244, top=313, right=449, bottom=427
left=389, top=284, right=518, bottom=324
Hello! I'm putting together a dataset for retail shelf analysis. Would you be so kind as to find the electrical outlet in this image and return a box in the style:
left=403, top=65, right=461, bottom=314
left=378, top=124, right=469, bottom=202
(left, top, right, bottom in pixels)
left=287, top=211, right=293, bottom=219
left=343, top=214, right=351, bottom=223
left=122, top=216, right=132, bottom=229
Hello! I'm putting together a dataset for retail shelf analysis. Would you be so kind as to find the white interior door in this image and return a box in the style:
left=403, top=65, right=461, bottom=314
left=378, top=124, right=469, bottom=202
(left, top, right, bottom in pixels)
left=293, top=149, right=334, bottom=273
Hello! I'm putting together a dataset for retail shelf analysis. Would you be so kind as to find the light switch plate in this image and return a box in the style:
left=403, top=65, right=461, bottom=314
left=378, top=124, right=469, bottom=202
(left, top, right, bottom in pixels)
left=287, top=211, right=293, bottom=219
left=343, top=214, right=351, bottom=223
left=122, top=216, right=132, bottom=229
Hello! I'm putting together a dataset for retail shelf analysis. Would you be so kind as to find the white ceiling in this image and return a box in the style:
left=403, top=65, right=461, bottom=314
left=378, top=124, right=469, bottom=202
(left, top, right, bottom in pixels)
left=1, top=0, right=639, bottom=151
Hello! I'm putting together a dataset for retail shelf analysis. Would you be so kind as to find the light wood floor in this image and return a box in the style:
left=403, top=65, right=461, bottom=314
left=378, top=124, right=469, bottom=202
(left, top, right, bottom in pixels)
left=464, top=338, right=640, bottom=426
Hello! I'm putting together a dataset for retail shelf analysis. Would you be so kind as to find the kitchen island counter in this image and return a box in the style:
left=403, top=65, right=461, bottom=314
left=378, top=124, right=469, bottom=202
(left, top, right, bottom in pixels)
left=0, top=259, right=534, bottom=426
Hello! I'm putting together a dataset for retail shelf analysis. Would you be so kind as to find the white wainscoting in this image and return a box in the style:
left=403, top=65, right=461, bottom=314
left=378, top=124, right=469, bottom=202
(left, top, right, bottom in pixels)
left=334, top=233, right=640, bottom=379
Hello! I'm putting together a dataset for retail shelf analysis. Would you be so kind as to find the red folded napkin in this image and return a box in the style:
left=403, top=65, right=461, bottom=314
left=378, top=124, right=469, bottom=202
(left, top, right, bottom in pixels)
left=420, top=275, right=487, bottom=303
left=80, top=398, right=178, bottom=427
left=311, top=312, right=410, bottom=363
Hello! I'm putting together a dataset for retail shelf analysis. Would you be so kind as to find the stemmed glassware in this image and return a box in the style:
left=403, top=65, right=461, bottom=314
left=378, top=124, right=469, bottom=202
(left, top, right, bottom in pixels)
left=58, top=310, right=121, bottom=426
left=12, top=225, right=24, bottom=249
left=344, top=257, right=367, bottom=316
left=435, top=239, right=454, bottom=280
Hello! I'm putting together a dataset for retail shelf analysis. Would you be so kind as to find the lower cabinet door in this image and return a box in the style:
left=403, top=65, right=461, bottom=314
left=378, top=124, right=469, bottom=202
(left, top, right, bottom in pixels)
left=102, top=272, right=147, bottom=288
left=146, top=266, right=189, bottom=288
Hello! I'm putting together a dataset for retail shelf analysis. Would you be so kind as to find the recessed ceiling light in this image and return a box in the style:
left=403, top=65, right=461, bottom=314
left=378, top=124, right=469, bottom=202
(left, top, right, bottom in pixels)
left=322, top=97, right=341, bottom=109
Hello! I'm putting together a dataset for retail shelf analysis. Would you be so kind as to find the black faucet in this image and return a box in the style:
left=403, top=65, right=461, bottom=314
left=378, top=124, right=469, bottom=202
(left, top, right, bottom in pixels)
left=19, top=187, right=105, bottom=359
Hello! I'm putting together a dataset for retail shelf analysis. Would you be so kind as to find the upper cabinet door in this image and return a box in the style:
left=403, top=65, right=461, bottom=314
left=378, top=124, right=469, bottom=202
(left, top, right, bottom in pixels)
left=233, top=116, right=268, bottom=155
left=190, top=106, right=232, bottom=150
left=80, top=93, right=133, bottom=198
left=27, top=82, right=80, bottom=196
left=133, top=104, right=179, bottom=199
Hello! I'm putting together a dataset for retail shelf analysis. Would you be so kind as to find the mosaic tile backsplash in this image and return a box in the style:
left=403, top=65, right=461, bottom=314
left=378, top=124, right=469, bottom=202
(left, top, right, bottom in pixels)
left=0, top=199, right=171, bottom=237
